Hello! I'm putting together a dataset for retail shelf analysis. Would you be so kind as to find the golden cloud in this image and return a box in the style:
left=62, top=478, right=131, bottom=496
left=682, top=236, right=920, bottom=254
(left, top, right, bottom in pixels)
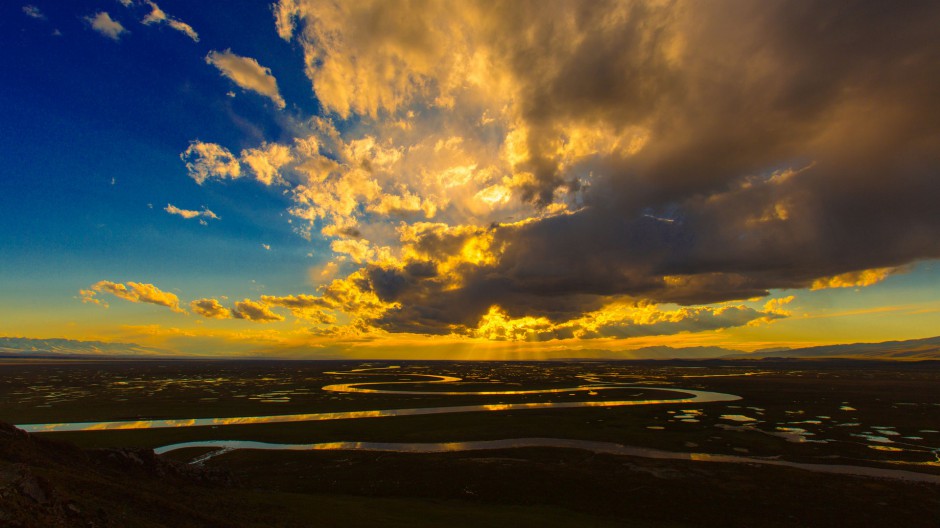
left=190, top=298, right=232, bottom=319
left=85, top=11, right=127, bottom=40
left=180, top=141, right=241, bottom=184
left=240, top=142, right=293, bottom=186
left=141, top=0, right=199, bottom=42
left=259, top=294, right=336, bottom=323
left=466, top=300, right=792, bottom=342
left=231, top=299, right=285, bottom=322
left=164, top=204, right=219, bottom=222
left=206, top=50, right=286, bottom=109
left=811, top=268, right=897, bottom=290
left=83, top=281, right=185, bottom=313
left=168, top=1, right=940, bottom=343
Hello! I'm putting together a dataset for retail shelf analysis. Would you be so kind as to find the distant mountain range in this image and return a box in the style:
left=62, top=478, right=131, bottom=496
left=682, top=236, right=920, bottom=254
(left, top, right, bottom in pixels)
left=0, top=337, right=171, bottom=358
left=2, top=335, right=940, bottom=360
left=550, top=337, right=940, bottom=361
left=728, top=336, right=940, bottom=360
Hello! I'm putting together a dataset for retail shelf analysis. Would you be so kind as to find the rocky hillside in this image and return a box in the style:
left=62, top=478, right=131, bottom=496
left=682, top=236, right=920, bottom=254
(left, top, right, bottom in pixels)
left=0, top=421, right=233, bottom=527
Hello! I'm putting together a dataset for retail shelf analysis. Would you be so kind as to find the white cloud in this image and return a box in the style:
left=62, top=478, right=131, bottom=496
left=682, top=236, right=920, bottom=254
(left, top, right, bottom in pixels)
left=180, top=141, right=242, bottom=184
left=22, top=5, right=46, bottom=20
left=206, top=50, right=286, bottom=109
left=164, top=204, right=219, bottom=222
left=85, top=12, right=127, bottom=40
left=141, top=0, right=199, bottom=42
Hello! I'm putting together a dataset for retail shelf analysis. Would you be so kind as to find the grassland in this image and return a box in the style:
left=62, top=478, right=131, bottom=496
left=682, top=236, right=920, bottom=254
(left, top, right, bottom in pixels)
left=3, top=359, right=940, bottom=527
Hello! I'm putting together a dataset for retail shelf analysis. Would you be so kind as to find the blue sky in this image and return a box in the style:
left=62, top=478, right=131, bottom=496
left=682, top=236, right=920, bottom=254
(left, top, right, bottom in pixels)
left=2, top=0, right=323, bottom=299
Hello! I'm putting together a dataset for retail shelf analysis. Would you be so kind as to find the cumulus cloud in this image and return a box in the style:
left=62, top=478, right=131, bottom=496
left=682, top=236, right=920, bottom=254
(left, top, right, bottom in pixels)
left=260, top=294, right=336, bottom=323
left=82, top=281, right=184, bottom=313
left=240, top=142, right=292, bottom=186
left=181, top=140, right=299, bottom=187
left=190, top=298, right=232, bottom=319
left=172, top=1, right=940, bottom=340
left=763, top=296, right=795, bottom=317
left=232, top=299, right=284, bottom=322
left=85, top=12, right=127, bottom=40
left=141, top=0, right=199, bottom=42
left=206, top=50, right=286, bottom=109
left=470, top=301, right=789, bottom=342
left=79, top=289, right=107, bottom=307
left=275, top=1, right=461, bottom=118
left=164, top=204, right=219, bottom=222
left=180, top=141, right=241, bottom=184
left=322, top=2, right=939, bottom=333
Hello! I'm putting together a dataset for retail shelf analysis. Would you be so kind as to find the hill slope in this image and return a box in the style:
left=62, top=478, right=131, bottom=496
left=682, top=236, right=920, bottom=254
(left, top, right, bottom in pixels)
left=739, top=336, right=940, bottom=359
left=0, top=337, right=171, bottom=358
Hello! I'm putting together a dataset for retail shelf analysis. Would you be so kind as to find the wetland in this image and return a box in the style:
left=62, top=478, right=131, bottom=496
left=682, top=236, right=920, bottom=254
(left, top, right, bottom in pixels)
left=2, top=359, right=939, bottom=527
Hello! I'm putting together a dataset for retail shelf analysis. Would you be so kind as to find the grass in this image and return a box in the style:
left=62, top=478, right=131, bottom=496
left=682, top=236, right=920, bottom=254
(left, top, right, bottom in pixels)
left=4, top=359, right=940, bottom=527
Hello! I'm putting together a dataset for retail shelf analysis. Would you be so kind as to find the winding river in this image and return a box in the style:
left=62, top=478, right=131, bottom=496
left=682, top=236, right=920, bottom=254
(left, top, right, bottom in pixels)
left=17, top=385, right=738, bottom=433
left=17, top=367, right=940, bottom=484
left=154, top=437, right=940, bottom=484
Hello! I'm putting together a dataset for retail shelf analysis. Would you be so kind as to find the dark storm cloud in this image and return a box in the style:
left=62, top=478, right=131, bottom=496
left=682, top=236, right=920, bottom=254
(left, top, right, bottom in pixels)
left=501, top=0, right=940, bottom=303
left=348, top=1, right=940, bottom=334
left=274, top=0, right=940, bottom=337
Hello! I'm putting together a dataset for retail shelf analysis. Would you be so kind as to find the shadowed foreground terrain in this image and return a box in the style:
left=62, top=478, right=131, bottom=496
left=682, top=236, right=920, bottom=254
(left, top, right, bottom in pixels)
left=0, top=421, right=629, bottom=528
left=2, top=418, right=940, bottom=527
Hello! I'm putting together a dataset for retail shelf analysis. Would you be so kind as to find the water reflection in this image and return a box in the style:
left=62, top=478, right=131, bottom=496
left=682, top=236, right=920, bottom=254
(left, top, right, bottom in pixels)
left=720, top=415, right=757, bottom=423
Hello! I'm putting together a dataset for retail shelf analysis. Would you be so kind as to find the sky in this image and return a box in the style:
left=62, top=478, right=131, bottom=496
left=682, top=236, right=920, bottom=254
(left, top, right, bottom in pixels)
left=2, top=0, right=939, bottom=359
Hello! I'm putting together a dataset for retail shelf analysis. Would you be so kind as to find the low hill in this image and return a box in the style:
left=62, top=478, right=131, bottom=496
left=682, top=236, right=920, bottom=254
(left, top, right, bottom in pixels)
left=0, top=423, right=626, bottom=528
left=0, top=420, right=234, bottom=527
left=737, top=336, right=940, bottom=360
left=0, top=337, right=171, bottom=358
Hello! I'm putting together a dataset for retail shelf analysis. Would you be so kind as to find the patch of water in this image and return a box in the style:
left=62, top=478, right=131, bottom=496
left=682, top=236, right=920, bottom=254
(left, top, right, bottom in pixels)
left=871, top=427, right=900, bottom=436
left=720, top=415, right=757, bottom=423
left=152, top=437, right=940, bottom=484
left=852, top=433, right=893, bottom=443
left=869, top=445, right=904, bottom=452
left=772, top=426, right=828, bottom=443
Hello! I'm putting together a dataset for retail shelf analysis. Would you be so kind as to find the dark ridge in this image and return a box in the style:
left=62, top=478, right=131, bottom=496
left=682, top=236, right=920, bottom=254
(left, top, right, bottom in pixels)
left=0, top=421, right=232, bottom=527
